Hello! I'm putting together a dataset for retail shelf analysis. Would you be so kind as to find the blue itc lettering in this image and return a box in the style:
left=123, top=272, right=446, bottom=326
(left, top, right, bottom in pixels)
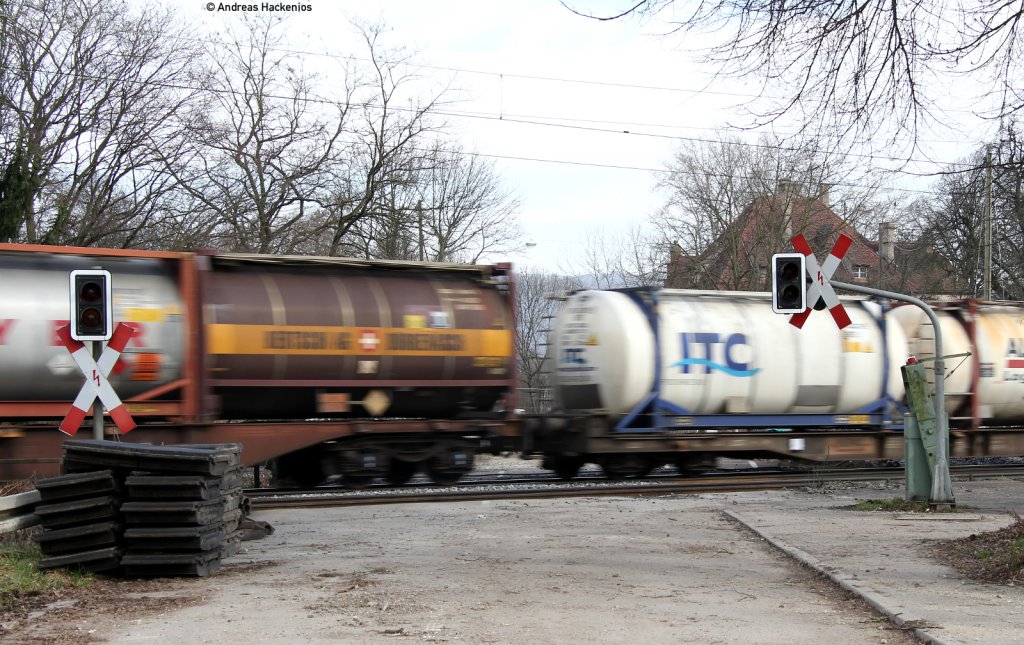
left=672, top=332, right=761, bottom=377
left=561, top=348, right=586, bottom=365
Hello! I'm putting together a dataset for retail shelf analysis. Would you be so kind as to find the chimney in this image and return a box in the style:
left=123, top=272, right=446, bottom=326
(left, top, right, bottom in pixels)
left=777, top=179, right=800, bottom=238
left=817, top=183, right=831, bottom=208
left=670, top=241, right=682, bottom=265
left=776, top=179, right=801, bottom=200
left=879, top=222, right=895, bottom=263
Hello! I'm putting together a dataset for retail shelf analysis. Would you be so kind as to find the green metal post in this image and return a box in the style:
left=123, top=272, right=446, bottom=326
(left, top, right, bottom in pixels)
left=903, top=413, right=932, bottom=501
left=832, top=280, right=954, bottom=506
left=900, top=360, right=940, bottom=471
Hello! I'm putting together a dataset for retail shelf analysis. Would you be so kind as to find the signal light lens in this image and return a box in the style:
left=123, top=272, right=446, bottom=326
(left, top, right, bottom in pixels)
left=780, top=262, right=800, bottom=282
left=81, top=307, right=102, bottom=328
left=781, top=284, right=800, bottom=303
left=80, top=281, right=103, bottom=303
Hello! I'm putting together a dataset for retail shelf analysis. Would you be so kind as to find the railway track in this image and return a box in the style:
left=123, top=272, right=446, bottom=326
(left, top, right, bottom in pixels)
left=246, top=463, right=1024, bottom=510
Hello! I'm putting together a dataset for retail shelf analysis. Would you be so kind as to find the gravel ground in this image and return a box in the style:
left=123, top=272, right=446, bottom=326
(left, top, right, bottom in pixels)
left=2, top=476, right=923, bottom=644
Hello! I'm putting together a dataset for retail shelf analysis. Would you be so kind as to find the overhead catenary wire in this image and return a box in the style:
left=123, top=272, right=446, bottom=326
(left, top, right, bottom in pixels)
left=0, top=15, right=1007, bottom=193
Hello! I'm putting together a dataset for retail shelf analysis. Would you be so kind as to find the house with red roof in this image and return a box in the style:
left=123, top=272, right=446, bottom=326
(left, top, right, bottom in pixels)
left=664, top=181, right=960, bottom=299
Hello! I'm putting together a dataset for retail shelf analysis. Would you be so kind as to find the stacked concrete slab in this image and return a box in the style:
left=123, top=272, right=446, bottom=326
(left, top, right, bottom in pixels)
left=34, top=469, right=124, bottom=573
left=121, top=468, right=244, bottom=577
left=34, top=440, right=248, bottom=577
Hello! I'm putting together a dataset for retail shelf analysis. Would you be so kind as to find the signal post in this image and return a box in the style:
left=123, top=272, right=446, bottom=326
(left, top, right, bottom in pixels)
left=64, top=269, right=136, bottom=440
left=771, top=237, right=955, bottom=508
left=71, top=269, right=112, bottom=440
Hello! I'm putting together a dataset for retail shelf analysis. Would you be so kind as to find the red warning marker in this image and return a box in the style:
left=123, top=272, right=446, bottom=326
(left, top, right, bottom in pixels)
left=789, top=234, right=853, bottom=330
left=56, top=323, right=137, bottom=435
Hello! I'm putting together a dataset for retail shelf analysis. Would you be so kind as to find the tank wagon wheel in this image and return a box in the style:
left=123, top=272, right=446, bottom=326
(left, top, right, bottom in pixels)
left=386, top=459, right=418, bottom=486
left=550, top=455, right=584, bottom=481
left=424, top=447, right=475, bottom=485
left=600, top=456, right=653, bottom=480
left=676, top=454, right=716, bottom=477
left=341, top=473, right=376, bottom=489
left=275, top=451, right=327, bottom=487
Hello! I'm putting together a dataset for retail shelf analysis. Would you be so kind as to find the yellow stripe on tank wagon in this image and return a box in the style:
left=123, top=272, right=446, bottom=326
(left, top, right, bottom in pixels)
left=206, top=324, right=513, bottom=357
left=124, top=307, right=167, bottom=323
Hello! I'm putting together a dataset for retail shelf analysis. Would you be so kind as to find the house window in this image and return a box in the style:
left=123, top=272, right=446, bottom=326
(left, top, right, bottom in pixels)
left=853, top=265, right=869, bottom=279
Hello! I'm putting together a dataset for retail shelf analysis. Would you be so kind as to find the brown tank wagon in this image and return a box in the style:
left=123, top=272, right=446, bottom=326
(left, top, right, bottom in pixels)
left=0, top=244, right=517, bottom=486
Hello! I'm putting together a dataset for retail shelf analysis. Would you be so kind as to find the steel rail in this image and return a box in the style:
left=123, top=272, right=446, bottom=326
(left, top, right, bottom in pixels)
left=247, top=464, right=1024, bottom=510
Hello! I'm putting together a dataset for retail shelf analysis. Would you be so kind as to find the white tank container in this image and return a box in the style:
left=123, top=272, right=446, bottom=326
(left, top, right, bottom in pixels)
left=551, top=289, right=908, bottom=416
left=975, top=306, right=1024, bottom=419
left=893, top=303, right=1024, bottom=420
left=0, top=253, right=185, bottom=400
left=890, top=305, right=972, bottom=416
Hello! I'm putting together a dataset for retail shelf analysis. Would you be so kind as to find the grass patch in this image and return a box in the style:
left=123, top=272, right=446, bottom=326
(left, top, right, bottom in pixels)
left=0, top=532, right=93, bottom=613
left=0, top=480, right=37, bottom=496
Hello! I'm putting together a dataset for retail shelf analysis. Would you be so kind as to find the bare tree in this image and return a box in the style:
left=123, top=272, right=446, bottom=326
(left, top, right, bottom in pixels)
left=0, top=0, right=200, bottom=246
left=309, top=23, right=450, bottom=258
left=412, top=144, right=522, bottom=263
left=570, top=226, right=668, bottom=288
left=920, top=124, right=1024, bottom=299
left=653, top=135, right=884, bottom=290
left=992, top=124, right=1024, bottom=299
left=572, top=1, right=1024, bottom=150
left=334, top=178, right=421, bottom=260
left=514, top=267, right=582, bottom=414
left=891, top=195, right=965, bottom=297
left=328, top=141, right=523, bottom=263
left=918, top=157, right=987, bottom=296
left=170, top=16, right=349, bottom=254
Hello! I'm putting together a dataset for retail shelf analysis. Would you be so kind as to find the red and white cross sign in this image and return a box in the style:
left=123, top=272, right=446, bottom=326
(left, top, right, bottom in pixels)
left=789, top=234, right=853, bottom=330
left=56, top=323, right=137, bottom=435
left=358, top=330, right=381, bottom=352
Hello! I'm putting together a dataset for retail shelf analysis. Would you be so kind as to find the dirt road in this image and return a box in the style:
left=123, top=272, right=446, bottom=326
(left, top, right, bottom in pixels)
left=7, top=488, right=921, bottom=644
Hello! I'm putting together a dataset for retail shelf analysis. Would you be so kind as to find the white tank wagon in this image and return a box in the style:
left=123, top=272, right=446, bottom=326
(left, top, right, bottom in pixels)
left=527, top=287, right=915, bottom=479
left=525, top=289, right=1024, bottom=479
left=892, top=302, right=1024, bottom=424
left=549, top=288, right=908, bottom=427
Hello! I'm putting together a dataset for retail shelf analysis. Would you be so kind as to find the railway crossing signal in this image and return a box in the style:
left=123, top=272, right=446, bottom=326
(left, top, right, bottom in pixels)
left=70, top=270, right=112, bottom=341
left=56, top=322, right=137, bottom=435
left=788, top=234, right=853, bottom=330
left=774, top=235, right=954, bottom=506
left=770, top=253, right=807, bottom=314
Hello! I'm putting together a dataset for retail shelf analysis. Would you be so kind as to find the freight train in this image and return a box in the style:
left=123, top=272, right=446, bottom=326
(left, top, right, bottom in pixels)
left=0, top=244, right=516, bottom=485
left=522, top=287, right=1024, bottom=478
left=2, top=244, right=1024, bottom=486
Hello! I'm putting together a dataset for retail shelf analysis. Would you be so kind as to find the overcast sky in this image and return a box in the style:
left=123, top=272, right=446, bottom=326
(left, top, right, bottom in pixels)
left=170, top=1, right=1002, bottom=272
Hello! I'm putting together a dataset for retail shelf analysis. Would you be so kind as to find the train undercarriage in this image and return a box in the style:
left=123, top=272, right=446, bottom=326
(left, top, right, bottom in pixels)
left=273, top=434, right=482, bottom=487
left=0, top=418, right=517, bottom=485
left=522, top=413, right=1024, bottom=480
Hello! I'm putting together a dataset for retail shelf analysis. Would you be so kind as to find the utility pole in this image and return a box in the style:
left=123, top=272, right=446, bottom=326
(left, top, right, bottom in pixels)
left=984, top=144, right=993, bottom=300
left=416, top=199, right=424, bottom=262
